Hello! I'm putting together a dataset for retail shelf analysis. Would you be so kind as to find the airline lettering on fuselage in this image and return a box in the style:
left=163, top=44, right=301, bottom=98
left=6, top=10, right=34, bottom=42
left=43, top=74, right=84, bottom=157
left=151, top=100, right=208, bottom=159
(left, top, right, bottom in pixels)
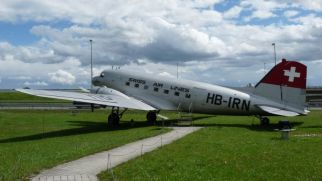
left=170, top=86, right=190, bottom=93
left=153, top=82, right=163, bottom=88
left=129, top=78, right=146, bottom=84
left=206, top=93, right=250, bottom=111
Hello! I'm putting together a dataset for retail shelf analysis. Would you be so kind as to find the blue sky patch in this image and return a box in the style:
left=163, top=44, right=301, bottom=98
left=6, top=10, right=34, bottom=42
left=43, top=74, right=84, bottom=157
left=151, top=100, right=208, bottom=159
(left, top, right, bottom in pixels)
left=0, top=22, right=40, bottom=45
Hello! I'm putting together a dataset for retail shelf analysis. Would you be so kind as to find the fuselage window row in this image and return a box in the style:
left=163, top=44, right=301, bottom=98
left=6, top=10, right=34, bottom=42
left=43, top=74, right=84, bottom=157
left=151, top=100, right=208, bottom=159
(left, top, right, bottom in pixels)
left=124, top=81, right=190, bottom=99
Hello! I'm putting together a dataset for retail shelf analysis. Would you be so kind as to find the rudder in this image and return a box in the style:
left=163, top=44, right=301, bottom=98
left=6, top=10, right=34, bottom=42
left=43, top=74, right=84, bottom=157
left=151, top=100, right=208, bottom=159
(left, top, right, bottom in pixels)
left=254, top=59, right=307, bottom=111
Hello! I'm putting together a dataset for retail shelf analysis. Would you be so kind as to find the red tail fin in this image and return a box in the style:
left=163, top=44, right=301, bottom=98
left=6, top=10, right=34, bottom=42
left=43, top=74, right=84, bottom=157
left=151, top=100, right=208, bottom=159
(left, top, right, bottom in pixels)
left=254, top=59, right=307, bottom=112
left=257, top=59, right=307, bottom=89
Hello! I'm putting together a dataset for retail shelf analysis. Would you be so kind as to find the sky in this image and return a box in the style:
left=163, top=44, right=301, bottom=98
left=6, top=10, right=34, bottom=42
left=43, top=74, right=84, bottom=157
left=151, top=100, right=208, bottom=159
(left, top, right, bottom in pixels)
left=0, top=0, right=322, bottom=89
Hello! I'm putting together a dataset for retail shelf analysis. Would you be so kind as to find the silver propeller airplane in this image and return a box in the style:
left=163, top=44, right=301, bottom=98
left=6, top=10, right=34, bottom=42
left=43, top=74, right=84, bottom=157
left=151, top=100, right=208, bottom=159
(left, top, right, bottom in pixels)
left=17, top=59, right=308, bottom=127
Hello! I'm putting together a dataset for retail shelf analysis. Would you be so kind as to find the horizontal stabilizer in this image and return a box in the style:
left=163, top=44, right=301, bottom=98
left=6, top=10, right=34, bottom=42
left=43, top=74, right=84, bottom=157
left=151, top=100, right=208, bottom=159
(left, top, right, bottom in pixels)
left=257, top=105, right=300, bottom=117
left=79, top=87, right=90, bottom=93
left=157, top=114, right=169, bottom=120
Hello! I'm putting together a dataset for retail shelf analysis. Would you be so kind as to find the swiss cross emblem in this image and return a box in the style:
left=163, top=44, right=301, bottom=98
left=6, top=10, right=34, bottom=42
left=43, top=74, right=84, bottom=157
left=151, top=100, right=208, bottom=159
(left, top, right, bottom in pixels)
left=284, top=67, right=300, bottom=82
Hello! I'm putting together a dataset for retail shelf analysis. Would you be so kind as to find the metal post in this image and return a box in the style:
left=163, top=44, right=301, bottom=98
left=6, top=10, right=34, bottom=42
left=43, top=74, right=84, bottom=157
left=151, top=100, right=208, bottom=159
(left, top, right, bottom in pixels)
left=141, top=144, right=143, bottom=156
left=176, top=62, right=178, bottom=79
left=42, top=116, right=45, bottom=138
left=90, top=39, right=93, bottom=89
left=107, top=153, right=110, bottom=170
left=272, top=43, right=276, bottom=65
left=264, top=62, right=266, bottom=75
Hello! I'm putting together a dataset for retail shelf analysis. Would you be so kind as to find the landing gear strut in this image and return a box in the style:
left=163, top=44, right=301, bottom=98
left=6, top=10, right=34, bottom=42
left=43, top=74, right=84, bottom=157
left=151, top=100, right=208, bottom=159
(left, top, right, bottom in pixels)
left=260, top=116, right=270, bottom=126
left=108, top=107, right=127, bottom=127
left=146, top=111, right=157, bottom=125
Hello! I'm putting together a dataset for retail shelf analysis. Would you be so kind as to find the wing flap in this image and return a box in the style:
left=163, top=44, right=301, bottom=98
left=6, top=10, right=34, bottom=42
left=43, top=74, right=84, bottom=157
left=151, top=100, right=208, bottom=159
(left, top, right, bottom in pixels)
left=16, top=89, right=156, bottom=111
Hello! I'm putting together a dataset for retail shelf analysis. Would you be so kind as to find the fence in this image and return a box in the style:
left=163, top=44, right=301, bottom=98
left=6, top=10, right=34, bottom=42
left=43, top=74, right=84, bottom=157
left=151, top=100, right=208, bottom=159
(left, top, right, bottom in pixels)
left=105, top=129, right=190, bottom=180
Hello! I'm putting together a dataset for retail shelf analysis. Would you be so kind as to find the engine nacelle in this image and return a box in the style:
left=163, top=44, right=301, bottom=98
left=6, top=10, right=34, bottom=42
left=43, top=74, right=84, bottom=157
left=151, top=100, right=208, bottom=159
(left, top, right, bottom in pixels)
left=90, top=86, right=129, bottom=98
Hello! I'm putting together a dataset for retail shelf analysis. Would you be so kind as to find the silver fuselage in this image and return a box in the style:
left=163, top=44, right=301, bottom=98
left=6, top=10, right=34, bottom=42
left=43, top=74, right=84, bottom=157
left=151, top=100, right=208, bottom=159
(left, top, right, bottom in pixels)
left=93, top=69, right=283, bottom=115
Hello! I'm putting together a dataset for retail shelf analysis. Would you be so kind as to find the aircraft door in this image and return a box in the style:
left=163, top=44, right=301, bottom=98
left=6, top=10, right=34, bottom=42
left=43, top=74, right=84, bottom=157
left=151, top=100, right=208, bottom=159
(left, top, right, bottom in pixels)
left=191, top=87, right=210, bottom=114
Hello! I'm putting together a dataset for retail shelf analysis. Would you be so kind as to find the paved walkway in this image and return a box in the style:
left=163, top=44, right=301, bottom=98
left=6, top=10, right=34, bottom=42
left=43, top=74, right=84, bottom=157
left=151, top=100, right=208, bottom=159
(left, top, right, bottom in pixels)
left=31, top=127, right=201, bottom=181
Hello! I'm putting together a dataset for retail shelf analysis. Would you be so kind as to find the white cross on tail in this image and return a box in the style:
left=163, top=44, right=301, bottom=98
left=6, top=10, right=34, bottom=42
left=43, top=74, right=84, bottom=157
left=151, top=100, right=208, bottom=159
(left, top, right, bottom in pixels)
left=284, top=67, right=300, bottom=82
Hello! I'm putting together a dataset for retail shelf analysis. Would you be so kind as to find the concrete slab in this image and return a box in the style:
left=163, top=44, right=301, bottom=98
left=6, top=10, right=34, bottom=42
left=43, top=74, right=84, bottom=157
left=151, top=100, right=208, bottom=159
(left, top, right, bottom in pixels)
left=31, top=127, right=201, bottom=181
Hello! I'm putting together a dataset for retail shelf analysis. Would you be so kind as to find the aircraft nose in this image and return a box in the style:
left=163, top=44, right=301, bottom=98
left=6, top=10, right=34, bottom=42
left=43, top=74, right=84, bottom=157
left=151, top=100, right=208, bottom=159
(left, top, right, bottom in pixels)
left=92, top=76, right=102, bottom=86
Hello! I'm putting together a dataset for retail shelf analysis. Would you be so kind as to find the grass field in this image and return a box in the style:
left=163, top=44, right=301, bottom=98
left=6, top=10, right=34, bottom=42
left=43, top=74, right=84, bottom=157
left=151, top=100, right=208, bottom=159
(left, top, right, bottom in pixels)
left=0, top=109, right=170, bottom=180
left=99, top=111, right=322, bottom=181
left=0, top=91, right=70, bottom=102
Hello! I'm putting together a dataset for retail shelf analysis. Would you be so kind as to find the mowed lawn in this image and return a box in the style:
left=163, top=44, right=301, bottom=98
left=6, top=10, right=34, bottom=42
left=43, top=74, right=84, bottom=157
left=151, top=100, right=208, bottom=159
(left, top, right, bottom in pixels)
left=0, top=91, right=70, bottom=102
left=0, top=109, right=170, bottom=180
left=100, top=111, right=322, bottom=181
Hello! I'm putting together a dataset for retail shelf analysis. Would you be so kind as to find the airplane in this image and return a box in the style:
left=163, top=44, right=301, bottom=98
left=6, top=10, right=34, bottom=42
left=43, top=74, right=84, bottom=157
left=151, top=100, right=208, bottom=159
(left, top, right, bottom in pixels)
left=16, top=58, right=308, bottom=127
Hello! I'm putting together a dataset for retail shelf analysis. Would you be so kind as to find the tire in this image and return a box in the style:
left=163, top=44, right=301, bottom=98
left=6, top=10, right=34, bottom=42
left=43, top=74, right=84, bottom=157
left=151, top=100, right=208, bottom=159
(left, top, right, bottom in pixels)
left=146, top=111, right=157, bottom=124
left=108, top=113, right=120, bottom=127
left=261, top=117, right=270, bottom=126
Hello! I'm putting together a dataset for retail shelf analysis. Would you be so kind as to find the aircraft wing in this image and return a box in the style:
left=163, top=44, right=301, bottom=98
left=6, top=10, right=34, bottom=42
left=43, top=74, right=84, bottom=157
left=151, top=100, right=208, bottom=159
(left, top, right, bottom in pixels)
left=16, top=89, right=156, bottom=111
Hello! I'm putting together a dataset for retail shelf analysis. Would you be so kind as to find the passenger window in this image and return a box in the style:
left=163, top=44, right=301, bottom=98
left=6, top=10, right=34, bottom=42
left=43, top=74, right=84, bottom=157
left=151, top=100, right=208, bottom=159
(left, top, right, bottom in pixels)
left=144, top=85, right=149, bottom=89
left=164, top=89, right=169, bottom=94
left=174, top=92, right=180, bottom=96
left=185, top=94, right=191, bottom=98
left=135, top=84, right=139, bottom=88
left=125, top=82, right=130, bottom=86
left=154, top=87, right=159, bottom=92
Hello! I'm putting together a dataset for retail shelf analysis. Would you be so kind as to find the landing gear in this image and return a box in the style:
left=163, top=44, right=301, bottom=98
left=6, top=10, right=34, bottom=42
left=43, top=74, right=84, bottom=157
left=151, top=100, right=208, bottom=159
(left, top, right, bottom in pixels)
left=107, top=107, right=127, bottom=127
left=260, top=116, right=270, bottom=126
left=146, top=111, right=157, bottom=124
left=108, top=112, right=120, bottom=127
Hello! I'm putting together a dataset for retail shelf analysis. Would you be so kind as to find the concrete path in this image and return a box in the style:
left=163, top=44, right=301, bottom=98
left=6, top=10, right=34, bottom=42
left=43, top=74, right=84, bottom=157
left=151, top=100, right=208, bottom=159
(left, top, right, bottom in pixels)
left=31, top=127, right=201, bottom=181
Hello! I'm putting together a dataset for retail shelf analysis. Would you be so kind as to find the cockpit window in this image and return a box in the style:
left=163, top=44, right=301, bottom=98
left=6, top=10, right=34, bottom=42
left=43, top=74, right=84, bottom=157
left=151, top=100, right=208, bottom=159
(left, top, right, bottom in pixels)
left=100, top=72, right=105, bottom=77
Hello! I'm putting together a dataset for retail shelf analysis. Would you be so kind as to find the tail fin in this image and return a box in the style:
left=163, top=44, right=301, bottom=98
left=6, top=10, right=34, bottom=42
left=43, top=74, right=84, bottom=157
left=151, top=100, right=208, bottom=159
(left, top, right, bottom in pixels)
left=254, top=59, right=307, bottom=112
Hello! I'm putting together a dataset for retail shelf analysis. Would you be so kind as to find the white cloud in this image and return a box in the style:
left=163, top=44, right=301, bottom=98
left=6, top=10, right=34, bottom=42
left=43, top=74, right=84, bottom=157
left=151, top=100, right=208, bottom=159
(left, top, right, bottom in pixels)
left=158, top=72, right=176, bottom=78
left=0, top=0, right=322, bottom=88
left=293, top=0, right=322, bottom=11
left=284, top=10, right=299, bottom=18
left=23, top=81, right=48, bottom=86
left=8, top=76, right=31, bottom=80
left=224, top=6, right=243, bottom=19
left=48, top=69, right=75, bottom=85
left=241, top=0, right=287, bottom=20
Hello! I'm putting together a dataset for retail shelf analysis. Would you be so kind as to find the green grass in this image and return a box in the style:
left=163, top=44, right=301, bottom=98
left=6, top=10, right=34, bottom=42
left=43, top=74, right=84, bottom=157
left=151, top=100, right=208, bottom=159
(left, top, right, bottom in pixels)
left=0, top=92, right=70, bottom=102
left=99, top=111, right=322, bottom=181
left=0, top=109, right=170, bottom=180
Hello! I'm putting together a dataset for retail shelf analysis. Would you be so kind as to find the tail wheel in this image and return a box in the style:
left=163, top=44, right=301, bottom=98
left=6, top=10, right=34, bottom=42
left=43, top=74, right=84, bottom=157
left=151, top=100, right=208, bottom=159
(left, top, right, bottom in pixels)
left=108, top=113, right=120, bottom=127
left=146, top=111, right=157, bottom=124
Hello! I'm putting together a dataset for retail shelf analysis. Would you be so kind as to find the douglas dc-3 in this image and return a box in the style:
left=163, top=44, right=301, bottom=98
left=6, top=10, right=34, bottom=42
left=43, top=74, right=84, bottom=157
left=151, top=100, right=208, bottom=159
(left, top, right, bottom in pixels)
left=17, top=59, right=308, bottom=127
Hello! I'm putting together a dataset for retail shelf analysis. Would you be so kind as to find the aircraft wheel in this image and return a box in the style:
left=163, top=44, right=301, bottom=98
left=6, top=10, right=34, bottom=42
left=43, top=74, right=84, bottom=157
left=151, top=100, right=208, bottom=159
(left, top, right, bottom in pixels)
left=260, top=117, right=270, bottom=126
left=108, top=113, right=120, bottom=127
left=146, top=111, right=157, bottom=124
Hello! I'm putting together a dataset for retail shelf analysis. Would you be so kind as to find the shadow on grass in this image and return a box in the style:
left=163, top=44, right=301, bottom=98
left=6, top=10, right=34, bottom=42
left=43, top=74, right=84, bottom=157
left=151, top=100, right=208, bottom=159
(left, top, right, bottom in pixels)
left=0, top=116, right=210, bottom=143
left=0, top=120, right=147, bottom=143
left=154, top=116, right=212, bottom=127
left=194, top=121, right=304, bottom=132
left=301, top=125, right=322, bottom=128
